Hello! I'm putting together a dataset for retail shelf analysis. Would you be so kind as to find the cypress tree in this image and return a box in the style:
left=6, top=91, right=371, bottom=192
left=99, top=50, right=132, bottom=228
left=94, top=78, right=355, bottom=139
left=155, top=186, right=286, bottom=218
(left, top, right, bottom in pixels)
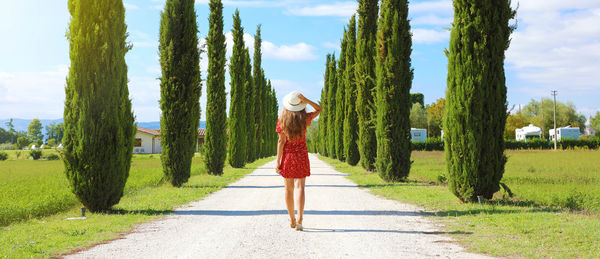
left=260, top=70, right=269, bottom=158
left=343, top=15, right=360, bottom=166
left=228, top=10, right=247, bottom=168
left=63, top=0, right=135, bottom=211
left=355, top=0, right=379, bottom=170
left=327, top=54, right=337, bottom=158
left=444, top=0, right=515, bottom=202
left=375, top=0, right=413, bottom=182
left=204, top=0, right=227, bottom=175
left=159, top=0, right=202, bottom=187
left=270, top=83, right=278, bottom=155
left=243, top=47, right=254, bottom=162
left=251, top=25, right=262, bottom=161
left=319, top=55, right=331, bottom=156
left=335, top=32, right=348, bottom=161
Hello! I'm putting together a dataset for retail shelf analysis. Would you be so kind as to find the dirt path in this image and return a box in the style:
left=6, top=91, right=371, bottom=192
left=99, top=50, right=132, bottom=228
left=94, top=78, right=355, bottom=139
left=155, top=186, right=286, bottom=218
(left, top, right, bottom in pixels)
left=69, top=154, right=489, bottom=258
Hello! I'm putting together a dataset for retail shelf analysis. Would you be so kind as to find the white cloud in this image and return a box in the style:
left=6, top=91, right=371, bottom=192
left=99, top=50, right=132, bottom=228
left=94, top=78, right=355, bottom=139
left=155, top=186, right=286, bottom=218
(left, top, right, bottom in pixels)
left=411, top=28, right=449, bottom=44
left=285, top=2, right=357, bottom=17
left=224, top=32, right=317, bottom=61
left=0, top=65, right=68, bottom=119
left=506, top=4, right=600, bottom=95
left=263, top=41, right=317, bottom=61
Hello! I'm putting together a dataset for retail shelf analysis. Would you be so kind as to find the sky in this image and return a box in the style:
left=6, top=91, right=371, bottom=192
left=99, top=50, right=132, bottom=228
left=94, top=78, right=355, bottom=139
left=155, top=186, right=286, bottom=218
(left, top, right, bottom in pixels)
left=1, top=0, right=599, bottom=123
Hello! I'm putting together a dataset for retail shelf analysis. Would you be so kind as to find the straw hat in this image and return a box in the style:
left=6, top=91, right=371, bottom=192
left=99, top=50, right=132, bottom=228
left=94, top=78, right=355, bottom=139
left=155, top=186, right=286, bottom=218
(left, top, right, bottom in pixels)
left=282, top=90, right=306, bottom=112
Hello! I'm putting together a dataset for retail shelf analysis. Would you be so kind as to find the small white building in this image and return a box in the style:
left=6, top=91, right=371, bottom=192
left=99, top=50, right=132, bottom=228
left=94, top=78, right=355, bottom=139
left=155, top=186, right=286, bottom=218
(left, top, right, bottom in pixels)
left=515, top=124, right=542, bottom=141
left=134, top=127, right=206, bottom=154
left=134, top=127, right=161, bottom=154
left=411, top=128, right=427, bottom=142
left=549, top=126, right=580, bottom=141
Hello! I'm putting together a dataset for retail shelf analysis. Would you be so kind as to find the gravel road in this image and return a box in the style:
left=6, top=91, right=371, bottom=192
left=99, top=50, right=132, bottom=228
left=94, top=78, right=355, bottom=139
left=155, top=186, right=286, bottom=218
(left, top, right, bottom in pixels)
left=68, top=154, right=490, bottom=259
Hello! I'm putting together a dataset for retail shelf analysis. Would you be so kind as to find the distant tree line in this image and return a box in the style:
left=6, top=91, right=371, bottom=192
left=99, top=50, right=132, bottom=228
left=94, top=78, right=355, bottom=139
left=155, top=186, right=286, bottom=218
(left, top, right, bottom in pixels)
left=0, top=119, right=64, bottom=149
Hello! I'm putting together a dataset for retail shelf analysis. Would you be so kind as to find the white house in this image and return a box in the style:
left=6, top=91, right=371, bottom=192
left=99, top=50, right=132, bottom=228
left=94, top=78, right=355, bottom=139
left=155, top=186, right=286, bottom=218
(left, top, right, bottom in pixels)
left=134, top=127, right=161, bottom=154
left=549, top=126, right=580, bottom=141
left=411, top=128, right=427, bottom=142
left=134, top=127, right=206, bottom=154
left=515, top=124, right=542, bottom=141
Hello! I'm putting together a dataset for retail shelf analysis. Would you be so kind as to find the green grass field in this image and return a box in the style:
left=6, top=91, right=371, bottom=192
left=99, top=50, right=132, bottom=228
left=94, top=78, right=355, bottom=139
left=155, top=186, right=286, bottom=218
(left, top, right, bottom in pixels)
left=0, top=150, right=273, bottom=258
left=409, top=150, right=600, bottom=213
left=319, top=150, right=600, bottom=258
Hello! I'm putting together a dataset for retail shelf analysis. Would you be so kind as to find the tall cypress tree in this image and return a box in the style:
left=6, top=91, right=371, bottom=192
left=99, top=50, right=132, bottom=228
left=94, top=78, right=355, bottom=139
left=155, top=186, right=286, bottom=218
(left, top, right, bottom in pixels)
left=204, top=0, right=227, bottom=175
left=159, top=0, right=202, bottom=187
left=343, top=15, right=360, bottom=166
left=243, top=47, right=254, bottom=162
left=251, top=25, right=262, bottom=161
left=63, top=0, right=135, bottom=211
left=335, top=32, right=348, bottom=161
left=375, top=0, right=413, bottom=182
left=228, top=10, right=247, bottom=168
left=355, top=0, right=379, bottom=170
left=327, top=54, right=337, bottom=158
left=445, top=0, right=515, bottom=202
left=270, top=83, right=278, bottom=155
left=318, top=55, right=330, bottom=156
left=260, top=69, right=269, bottom=158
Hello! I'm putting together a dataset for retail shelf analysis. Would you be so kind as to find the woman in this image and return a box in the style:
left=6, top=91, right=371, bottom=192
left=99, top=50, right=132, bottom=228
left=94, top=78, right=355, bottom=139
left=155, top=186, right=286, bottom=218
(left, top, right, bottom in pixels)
left=275, top=90, right=321, bottom=231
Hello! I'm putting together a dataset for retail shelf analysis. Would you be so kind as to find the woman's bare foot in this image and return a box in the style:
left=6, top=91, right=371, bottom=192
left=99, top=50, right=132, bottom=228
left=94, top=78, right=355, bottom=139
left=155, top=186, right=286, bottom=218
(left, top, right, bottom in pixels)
left=290, top=218, right=296, bottom=228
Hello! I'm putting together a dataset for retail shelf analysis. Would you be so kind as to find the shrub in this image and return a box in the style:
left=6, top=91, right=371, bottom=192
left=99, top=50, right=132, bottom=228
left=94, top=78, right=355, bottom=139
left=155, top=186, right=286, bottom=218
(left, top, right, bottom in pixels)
left=30, top=150, right=42, bottom=160
left=0, top=151, right=8, bottom=161
left=45, top=153, right=60, bottom=160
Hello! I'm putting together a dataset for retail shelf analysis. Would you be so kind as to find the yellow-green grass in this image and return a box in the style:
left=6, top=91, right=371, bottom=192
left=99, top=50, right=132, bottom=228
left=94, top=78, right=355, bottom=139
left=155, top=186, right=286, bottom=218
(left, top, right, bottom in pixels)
left=407, top=150, right=600, bottom=213
left=0, top=152, right=273, bottom=258
left=319, top=151, right=600, bottom=258
left=0, top=150, right=200, bottom=226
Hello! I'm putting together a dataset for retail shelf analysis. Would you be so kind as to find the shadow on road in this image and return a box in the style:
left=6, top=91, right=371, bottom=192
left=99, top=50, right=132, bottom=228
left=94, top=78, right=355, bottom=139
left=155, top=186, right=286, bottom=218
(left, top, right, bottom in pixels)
left=247, top=173, right=349, bottom=176
left=302, top=228, right=473, bottom=235
left=171, top=209, right=420, bottom=216
left=223, top=184, right=361, bottom=188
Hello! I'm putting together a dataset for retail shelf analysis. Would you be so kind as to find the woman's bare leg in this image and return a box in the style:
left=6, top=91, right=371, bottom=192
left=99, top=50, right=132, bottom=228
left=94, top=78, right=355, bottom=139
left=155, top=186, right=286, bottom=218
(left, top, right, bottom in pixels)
left=284, top=178, right=296, bottom=226
left=295, top=177, right=306, bottom=224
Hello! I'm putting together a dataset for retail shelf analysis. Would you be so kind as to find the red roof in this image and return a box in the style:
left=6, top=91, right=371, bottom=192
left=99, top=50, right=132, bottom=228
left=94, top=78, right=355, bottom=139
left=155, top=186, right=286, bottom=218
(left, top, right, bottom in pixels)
left=137, top=127, right=160, bottom=136
left=137, top=127, right=205, bottom=137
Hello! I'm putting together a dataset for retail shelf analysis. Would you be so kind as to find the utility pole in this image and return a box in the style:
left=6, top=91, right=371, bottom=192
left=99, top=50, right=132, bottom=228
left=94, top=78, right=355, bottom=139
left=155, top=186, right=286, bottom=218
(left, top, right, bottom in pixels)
left=541, top=98, right=544, bottom=139
left=552, top=90, right=557, bottom=150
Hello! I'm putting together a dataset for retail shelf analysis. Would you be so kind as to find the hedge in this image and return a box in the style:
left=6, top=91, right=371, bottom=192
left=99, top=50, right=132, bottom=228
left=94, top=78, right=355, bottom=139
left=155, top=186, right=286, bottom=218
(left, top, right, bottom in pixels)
left=411, top=137, right=600, bottom=151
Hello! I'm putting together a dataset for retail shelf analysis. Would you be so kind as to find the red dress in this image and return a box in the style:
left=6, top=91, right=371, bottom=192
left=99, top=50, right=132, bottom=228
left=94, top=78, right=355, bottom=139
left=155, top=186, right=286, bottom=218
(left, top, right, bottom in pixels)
left=275, top=112, right=315, bottom=179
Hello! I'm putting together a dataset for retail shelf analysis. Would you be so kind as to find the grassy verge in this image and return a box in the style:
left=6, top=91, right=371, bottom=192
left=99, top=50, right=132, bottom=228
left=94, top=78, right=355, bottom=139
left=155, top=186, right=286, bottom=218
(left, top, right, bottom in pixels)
left=318, top=152, right=600, bottom=258
left=0, top=155, right=273, bottom=258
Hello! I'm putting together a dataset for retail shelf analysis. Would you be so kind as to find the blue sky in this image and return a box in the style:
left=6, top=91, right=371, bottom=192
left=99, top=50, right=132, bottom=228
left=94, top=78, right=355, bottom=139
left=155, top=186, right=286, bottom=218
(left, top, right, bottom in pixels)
left=1, top=0, right=599, bottom=122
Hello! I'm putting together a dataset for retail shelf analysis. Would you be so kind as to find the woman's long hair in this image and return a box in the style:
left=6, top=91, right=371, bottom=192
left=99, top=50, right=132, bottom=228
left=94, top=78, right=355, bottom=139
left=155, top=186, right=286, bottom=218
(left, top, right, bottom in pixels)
left=281, top=108, right=309, bottom=140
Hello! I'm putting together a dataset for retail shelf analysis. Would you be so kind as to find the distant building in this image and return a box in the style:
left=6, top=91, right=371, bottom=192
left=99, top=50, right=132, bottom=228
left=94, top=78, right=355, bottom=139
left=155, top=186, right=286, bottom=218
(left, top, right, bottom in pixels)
left=515, top=124, right=542, bottom=141
left=133, top=127, right=206, bottom=154
left=134, top=127, right=161, bottom=154
left=411, top=128, right=427, bottom=142
left=549, top=126, right=580, bottom=141
left=584, top=117, right=596, bottom=136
